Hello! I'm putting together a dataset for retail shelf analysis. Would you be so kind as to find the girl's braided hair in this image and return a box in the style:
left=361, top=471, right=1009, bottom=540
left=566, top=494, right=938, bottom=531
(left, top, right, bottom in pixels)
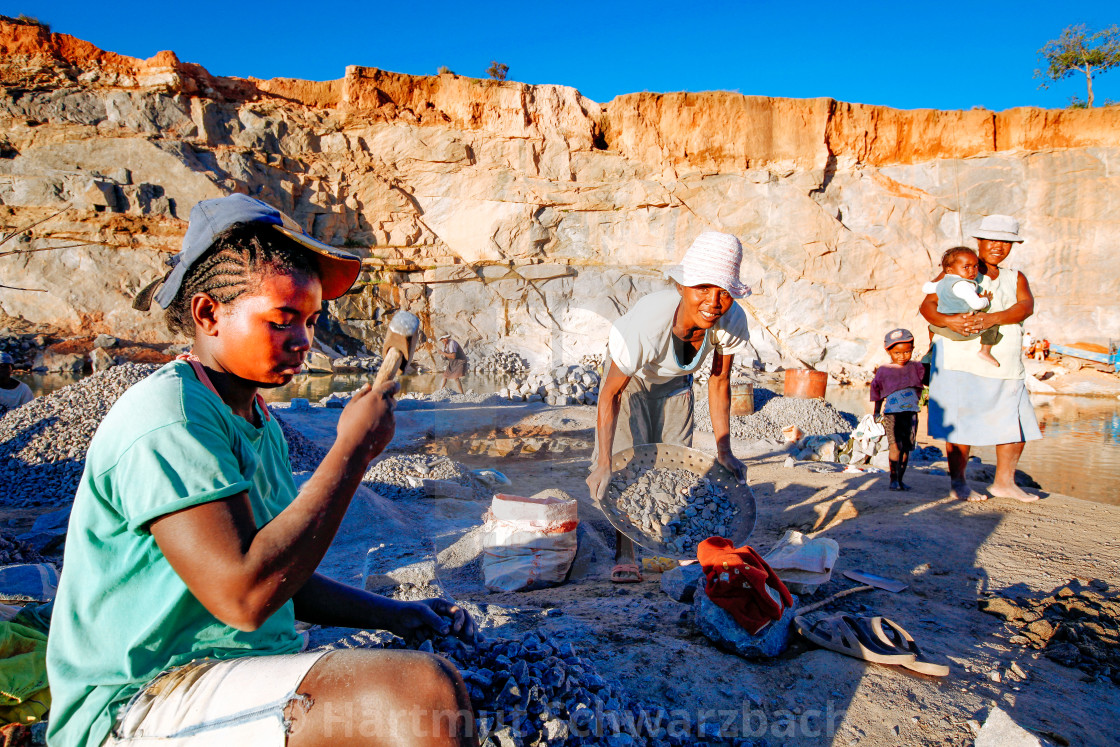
left=164, top=222, right=319, bottom=337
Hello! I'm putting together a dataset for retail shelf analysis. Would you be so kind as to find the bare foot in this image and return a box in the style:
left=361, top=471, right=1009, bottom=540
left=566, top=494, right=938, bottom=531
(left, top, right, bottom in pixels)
left=977, top=349, right=1001, bottom=367
left=951, top=479, right=987, bottom=502
left=988, top=483, right=1039, bottom=503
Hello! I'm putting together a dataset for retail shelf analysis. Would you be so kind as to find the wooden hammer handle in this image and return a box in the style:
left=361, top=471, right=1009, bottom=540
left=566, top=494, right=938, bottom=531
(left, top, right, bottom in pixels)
left=374, top=348, right=405, bottom=388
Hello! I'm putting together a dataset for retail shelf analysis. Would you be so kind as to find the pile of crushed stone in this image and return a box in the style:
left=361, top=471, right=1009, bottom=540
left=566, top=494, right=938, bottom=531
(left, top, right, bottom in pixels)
left=320, top=629, right=736, bottom=746
left=694, top=388, right=857, bottom=442
left=980, top=580, right=1119, bottom=685
left=271, top=410, right=329, bottom=472
left=363, top=454, right=490, bottom=501
left=0, top=533, right=46, bottom=565
left=0, top=363, right=159, bottom=506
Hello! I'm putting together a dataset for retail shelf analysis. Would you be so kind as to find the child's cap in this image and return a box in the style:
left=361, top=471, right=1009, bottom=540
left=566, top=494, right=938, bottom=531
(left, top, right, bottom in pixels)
left=0, top=352, right=13, bottom=365
left=884, top=328, right=915, bottom=349
left=140, top=194, right=361, bottom=310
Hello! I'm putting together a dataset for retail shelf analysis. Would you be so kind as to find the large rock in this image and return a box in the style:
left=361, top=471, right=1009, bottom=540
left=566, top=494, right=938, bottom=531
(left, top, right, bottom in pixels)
left=660, top=563, right=704, bottom=603
left=692, top=584, right=797, bottom=659
left=33, top=350, right=85, bottom=373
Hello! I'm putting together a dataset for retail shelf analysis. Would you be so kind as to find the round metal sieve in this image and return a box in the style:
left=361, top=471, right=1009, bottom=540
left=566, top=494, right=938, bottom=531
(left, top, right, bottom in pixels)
left=598, top=443, right=757, bottom=559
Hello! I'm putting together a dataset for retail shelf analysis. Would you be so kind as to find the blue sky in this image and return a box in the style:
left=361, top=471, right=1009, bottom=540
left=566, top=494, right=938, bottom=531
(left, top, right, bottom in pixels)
left=14, top=1, right=1120, bottom=110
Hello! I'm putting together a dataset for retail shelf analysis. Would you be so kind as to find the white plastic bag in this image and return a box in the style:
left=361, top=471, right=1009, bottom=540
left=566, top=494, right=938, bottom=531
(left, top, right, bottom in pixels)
left=481, top=492, right=578, bottom=592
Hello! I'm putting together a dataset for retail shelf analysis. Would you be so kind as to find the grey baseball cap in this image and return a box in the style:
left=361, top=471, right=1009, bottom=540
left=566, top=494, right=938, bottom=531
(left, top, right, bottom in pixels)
left=135, top=194, right=361, bottom=310
left=884, top=328, right=915, bottom=349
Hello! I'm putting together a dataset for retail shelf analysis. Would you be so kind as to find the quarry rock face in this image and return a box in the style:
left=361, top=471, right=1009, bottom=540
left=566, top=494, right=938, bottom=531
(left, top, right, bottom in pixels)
left=0, top=18, right=1117, bottom=371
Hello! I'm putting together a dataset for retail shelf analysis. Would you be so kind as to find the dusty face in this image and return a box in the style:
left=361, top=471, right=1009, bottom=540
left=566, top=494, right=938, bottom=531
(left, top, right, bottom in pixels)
left=887, top=341, right=914, bottom=366
left=677, top=284, right=735, bottom=330
left=977, top=238, right=1014, bottom=267
left=207, top=270, right=322, bottom=387
left=949, top=252, right=980, bottom=281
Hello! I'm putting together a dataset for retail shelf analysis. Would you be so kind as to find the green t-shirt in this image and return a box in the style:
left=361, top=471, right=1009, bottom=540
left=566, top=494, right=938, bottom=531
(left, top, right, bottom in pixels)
left=46, top=361, right=304, bottom=747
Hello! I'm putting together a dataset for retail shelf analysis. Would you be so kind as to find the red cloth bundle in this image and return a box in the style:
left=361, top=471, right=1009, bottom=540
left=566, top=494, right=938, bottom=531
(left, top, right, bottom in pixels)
left=697, top=537, right=793, bottom=634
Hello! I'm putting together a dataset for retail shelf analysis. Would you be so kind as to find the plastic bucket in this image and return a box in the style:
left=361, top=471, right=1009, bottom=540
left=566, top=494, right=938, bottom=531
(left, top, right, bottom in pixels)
left=783, top=369, right=827, bottom=399
left=730, top=383, right=755, bottom=416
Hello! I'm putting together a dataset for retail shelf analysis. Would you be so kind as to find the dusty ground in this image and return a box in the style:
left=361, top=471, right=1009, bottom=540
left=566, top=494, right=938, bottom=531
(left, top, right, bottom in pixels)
left=273, top=397, right=1120, bottom=747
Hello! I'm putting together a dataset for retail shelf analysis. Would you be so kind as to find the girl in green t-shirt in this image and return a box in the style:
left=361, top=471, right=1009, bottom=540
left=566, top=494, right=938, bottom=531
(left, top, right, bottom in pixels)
left=48, top=195, right=479, bottom=747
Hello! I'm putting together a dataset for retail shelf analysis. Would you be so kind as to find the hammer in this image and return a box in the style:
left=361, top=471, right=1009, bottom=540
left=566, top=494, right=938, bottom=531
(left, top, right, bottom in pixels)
left=373, top=310, right=421, bottom=387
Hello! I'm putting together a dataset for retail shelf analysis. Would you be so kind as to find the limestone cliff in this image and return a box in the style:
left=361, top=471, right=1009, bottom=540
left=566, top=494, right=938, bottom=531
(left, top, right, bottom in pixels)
left=1, top=17, right=1117, bottom=372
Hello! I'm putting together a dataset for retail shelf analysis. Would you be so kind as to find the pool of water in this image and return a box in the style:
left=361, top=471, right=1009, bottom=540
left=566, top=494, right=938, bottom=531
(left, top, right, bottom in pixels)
left=824, top=385, right=1120, bottom=506
left=22, top=371, right=1120, bottom=505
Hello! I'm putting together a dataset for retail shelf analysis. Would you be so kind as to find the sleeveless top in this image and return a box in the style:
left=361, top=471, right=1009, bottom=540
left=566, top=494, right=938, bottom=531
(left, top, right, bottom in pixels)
left=938, top=268, right=1025, bottom=380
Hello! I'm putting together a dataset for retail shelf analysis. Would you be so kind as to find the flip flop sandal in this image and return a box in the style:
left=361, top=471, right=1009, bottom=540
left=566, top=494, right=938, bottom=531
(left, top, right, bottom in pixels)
left=610, top=563, right=643, bottom=584
left=862, top=617, right=950, bottom=677
left=794, top=614, right=917, bottom=666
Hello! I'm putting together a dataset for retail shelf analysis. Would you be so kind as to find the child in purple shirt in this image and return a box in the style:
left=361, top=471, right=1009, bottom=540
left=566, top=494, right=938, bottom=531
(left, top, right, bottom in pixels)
left=870, top=328, right=926, bottom=491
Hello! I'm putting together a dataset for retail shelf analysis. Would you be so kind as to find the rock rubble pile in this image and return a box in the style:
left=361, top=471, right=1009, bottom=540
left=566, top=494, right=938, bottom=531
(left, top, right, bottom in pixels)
left=499, top=365, right=600, bottom=406
left=473, top=351, right=530, bottom=377
left=324, top=629, right=727, bottom=746
left=694, top=391, right=856, bottom=441
left=608, top=468, right=738, bottom=554
left=0, top=533, right=46, bottom=565
left=331, top=354, right=383, bottom=373
left=0, top=363, right=158, bottom=506
left=271, top=410, right=329, bottom=472
left=363, top=454, right=489, bottom=501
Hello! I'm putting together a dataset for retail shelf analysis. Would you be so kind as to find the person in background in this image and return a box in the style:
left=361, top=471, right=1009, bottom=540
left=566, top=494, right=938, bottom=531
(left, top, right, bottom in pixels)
left=920, top=214, right=1040, bottom=503
left=870, top=329, right=925, bottom=491
left=586, top=231, right=752, bottom=583
left=0, top=352, right=33, bottom=417
left=437, top=333, right=468, bottom=394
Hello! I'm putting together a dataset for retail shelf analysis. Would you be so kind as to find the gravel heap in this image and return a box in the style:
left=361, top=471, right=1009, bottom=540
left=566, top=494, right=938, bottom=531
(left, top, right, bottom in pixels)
left=0, top=363, right=158, bottom=506
left=500, top=364, right=600, bottom=406
left=579, top=353, right=603, bottom=371
left=608, top=468, right=738, bottom=554
left=473, top=351, right=530, bottom=377
left=0, top=532, right=46, bottom=565
left=271, top=410, right=329, bottom=472
left=363, top=454, right=489, bottom=501
left=322, top=629, right=728, bottom=746
left=694, top=389, right=856, bottom=442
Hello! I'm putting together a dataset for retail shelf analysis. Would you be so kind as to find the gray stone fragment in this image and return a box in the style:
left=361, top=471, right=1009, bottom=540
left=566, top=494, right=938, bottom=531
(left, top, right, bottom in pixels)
left=660, top=563, right=704, bottom=603
left=974, top=707, right=1054, bottom=747
left=693, top=584, right=797, bottom=659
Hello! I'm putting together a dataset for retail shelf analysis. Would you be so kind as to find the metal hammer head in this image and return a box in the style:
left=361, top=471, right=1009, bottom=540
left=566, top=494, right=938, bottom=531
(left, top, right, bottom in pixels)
left=381, top=310, right=421, bottom=376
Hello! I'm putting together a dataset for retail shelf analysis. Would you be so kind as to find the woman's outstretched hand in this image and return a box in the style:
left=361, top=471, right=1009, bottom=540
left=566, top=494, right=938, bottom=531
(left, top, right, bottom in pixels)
left=716, top=452, right=747, bottom=485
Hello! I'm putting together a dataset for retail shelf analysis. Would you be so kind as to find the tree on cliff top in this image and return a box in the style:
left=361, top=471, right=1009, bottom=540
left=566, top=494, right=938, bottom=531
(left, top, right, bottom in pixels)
left=487, top=61, right=509, bottom=82
left=1035, top=24, right=1120, bottom=108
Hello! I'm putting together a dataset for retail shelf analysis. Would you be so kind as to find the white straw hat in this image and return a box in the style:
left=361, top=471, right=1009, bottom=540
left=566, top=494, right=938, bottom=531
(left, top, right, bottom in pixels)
left=664, top=232, right=751, bottom=298
left=971, top=215, right=1024, bottom=243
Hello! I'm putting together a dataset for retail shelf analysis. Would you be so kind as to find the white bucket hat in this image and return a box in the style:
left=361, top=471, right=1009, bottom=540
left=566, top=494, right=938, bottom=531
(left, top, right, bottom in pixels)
left=971, top=215, right=1024, bottom=243
left=664, top=232, right=751, bottom=298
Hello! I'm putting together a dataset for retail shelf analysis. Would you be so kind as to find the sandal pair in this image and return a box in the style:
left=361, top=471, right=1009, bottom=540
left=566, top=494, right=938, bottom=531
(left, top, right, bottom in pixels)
left=794, top=614, right=948, bottom=676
